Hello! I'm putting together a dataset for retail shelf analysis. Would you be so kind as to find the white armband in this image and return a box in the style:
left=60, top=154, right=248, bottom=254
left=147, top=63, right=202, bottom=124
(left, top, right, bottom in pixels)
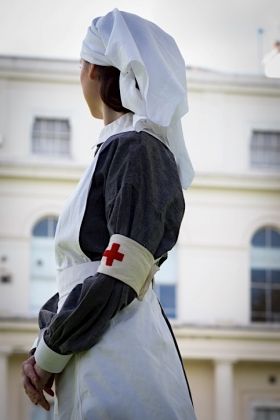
left=97, top=234, right=160, bottom=299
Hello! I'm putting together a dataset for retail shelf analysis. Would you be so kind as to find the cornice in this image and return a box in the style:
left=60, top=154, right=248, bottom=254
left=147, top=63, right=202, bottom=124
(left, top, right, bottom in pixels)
left=0, top=319, right=279, bottom=361
left=0, top=55, right=280, bottom=95
left=0, top=160, right=279, bottom=192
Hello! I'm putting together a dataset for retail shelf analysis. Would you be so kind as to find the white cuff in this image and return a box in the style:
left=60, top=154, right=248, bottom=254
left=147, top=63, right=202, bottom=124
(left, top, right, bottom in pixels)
left=97, top=234, right=157, bottom=297
left=34, top=337, right=72, bottom=373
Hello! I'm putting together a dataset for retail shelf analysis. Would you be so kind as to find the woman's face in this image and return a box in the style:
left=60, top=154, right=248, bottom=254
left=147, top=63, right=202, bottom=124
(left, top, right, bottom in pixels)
left=80, top=60, right=103, bottom=119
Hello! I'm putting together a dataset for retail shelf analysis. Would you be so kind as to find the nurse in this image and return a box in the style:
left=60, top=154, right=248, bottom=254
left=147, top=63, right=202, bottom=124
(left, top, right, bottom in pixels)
left=22, top=9, right=196, bottom=419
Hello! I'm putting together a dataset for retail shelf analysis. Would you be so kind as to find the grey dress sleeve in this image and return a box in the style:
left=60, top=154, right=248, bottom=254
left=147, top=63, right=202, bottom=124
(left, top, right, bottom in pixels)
left=37, top=131, right=185, bottom=356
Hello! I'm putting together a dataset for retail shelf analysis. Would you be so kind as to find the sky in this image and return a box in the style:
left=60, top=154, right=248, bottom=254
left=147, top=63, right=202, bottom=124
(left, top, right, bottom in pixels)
left=0, top=0, right=279, bottom=75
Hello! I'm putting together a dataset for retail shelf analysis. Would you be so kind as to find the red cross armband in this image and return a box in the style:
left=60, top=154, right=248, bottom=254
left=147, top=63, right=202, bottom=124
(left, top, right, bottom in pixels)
left=97, top=234, right=160, bottom=300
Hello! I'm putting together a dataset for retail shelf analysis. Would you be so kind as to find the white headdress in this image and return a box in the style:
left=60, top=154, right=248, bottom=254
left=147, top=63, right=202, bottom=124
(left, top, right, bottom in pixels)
left=81, top=8, right=195, bottom=189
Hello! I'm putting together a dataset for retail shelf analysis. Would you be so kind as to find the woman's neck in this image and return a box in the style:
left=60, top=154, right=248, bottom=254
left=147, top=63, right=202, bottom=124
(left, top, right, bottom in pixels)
left=102, top=103, right=127, bottom=125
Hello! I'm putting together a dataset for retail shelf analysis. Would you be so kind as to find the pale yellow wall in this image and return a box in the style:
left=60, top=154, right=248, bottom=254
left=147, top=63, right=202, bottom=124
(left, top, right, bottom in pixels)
left=184, top=360, right=280, bottom=420
left=235, top=362, right=280, bottom=420
left=8, top=354, right=31, bottom=420
left=8, top=353, right=55, bottom=420
left=184, top=360, right=214, bottom=420
left=183, top=89, right=280, bottom=175
left=0, top=78, right=101, bottom=164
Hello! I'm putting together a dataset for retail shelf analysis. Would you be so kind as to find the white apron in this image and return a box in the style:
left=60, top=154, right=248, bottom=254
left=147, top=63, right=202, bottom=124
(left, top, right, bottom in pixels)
left=53, top=136, right=197, bottom=420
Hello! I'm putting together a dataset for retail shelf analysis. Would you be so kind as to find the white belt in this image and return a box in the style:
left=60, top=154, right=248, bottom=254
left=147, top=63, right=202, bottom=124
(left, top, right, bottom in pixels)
left=56, top=253, right=159, bottom=312
left=57, top=261, right=101, bottom=298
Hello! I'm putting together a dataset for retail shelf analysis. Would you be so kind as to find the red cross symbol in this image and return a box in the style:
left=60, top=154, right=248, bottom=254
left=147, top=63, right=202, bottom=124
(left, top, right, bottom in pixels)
left=102, top=243, right=124, bottom=266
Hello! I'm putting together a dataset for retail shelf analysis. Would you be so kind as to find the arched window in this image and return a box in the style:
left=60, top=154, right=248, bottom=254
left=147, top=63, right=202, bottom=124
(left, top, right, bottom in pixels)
left=154, top=247, right=177, bottom=318
left=32, top=217, right=58, bottom=237
left=250, top=226, right=280, bottom=323
left=30, top=216, right=58, bottom=314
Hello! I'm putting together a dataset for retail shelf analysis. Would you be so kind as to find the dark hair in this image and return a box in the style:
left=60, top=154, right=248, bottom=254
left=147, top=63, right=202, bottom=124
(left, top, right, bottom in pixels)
left=94, top=65, right=132, bottom=113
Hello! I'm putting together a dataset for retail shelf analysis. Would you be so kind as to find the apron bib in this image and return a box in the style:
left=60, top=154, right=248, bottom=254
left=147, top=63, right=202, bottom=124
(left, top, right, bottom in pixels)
left=53, top=136, right=196, bottom=420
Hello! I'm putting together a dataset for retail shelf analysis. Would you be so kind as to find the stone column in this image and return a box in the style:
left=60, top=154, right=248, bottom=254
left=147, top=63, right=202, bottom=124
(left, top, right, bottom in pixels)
left=214, top=359, right=235, bottom=420
left=0, top=350, right=8, bottom=420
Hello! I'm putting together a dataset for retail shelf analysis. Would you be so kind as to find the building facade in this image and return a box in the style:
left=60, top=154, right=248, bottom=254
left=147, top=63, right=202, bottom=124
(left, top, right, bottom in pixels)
left=0, top=56, right=280, bottom=420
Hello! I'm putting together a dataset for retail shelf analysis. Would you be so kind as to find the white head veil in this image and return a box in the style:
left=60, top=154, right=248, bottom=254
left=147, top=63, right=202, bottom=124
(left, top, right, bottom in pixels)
left=81, top=8, right=195, bottom=189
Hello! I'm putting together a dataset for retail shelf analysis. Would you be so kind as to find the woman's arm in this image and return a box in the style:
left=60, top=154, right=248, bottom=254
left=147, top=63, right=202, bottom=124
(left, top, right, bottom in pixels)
left=33, top=132, right=185, bottom=374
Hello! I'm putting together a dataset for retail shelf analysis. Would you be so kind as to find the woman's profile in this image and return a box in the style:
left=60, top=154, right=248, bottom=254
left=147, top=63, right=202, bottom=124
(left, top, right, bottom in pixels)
left=22, top=8, right=196, bottom=419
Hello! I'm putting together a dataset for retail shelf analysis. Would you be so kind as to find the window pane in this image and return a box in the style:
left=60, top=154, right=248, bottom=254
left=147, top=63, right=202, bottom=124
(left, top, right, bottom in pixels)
left=252, top=229, right=266, bottom=247
left=271, top=270, right=280, bottom=285
left=161, top=285, right=175, bottom=307
left=271, top=230, right=280, bottom=248
left=250, top=227, right=280, bottom=323
left=30, top=236, right=57, bottom=314
left=254, top=407, right=280, bottom=420
left=32, top=217, right=58, bottom=238
left=32, top=219, right=48, bottom=237
left=156, top=284, right=176, bottom=319
left=48, top=218, right=58, bottom=237
left=251, top=312, right=267, bottom=322
left=251, top=269, right=267, bottom=283
left=253, top=408, right=266, bottom=420
left=156, top=248, right=177, bottom=285
left=270, top=313, right=280, bottom=322
left=271, top=289, right=280, bottom=314
left=251, top=287, right=266, bottom=312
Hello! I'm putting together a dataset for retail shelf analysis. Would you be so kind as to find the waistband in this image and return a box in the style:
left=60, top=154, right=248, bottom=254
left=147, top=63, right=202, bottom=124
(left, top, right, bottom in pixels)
left=57, top=260, right=101, bottom=298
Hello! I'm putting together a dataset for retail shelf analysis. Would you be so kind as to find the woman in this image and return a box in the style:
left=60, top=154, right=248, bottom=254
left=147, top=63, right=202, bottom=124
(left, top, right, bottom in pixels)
left=22, top=9, right=196, bottom=419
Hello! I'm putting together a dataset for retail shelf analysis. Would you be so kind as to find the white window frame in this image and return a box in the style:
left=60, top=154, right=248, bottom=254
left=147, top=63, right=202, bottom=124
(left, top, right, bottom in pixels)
left=31, top=116, right=71, bottom=158
left=250, top=400, right=280, bottom=420
left=250, top=129, right=280, bottom=169
left=250, top=226, right=280, bottom=324
left=246, top=121, right=280, bottom=173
